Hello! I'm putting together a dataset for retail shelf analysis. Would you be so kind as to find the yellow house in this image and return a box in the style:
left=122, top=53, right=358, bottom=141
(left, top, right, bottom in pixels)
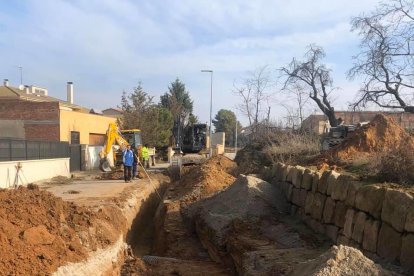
left=59, top=109, right=116, bottom=145
left=0, top=80, right=116, bottom=145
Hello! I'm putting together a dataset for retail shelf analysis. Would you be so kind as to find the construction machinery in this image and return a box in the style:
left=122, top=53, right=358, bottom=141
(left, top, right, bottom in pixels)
left=170, top=123, right=209, bottom=180
left=321, top=124, right=356, bottom=150
left=181, top=123, right=208, bottom=153
left=99, top=122, right=142, bottom=172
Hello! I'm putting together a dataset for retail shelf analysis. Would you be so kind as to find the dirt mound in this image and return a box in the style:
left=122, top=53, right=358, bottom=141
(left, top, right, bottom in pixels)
left=188, top=175, right=290, bottom=250
left=179, top=155, right=237, bottom=198
left=0, top=185, right=123, bottom=275
left=289, top=245, right=395, bottom=276
left=234, top=142, right=273, bottom=174
left=327, top=114, right=414, bottom=161
left=188, top=175, right=332, bottom=274
left=97, top=169, right=146, bottom=180
left=97, top=170, right=124, bottom=180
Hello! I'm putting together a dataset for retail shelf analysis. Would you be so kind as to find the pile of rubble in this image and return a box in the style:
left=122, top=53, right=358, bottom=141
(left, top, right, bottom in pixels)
left=327, top=114, right=414, bottom=161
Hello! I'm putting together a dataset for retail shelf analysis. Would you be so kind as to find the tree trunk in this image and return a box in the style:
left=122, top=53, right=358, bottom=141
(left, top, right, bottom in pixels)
left=326, top=110, right=338, bottom=127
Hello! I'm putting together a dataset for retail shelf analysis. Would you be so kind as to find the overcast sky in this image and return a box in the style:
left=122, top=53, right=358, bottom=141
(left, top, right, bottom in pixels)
left=0, top=0, right=381, bottom=125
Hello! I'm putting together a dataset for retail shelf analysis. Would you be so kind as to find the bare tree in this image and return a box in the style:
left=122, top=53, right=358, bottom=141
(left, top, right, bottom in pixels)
left=280, top=45, right=339, bottom=127
left=349, top=0, right=414, bottom=112
left=234, top=65, right=272, bottom=136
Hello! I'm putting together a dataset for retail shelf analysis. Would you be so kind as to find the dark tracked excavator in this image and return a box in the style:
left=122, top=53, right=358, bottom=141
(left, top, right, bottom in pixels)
left=170, top=123, right=209, bottom=180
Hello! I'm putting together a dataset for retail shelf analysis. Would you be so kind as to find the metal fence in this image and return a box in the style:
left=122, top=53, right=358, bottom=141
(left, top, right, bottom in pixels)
left=0, top=138, right=69, bottom=162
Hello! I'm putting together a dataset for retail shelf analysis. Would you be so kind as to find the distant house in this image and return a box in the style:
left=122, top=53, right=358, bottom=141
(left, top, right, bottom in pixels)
left=0, top=79, right=116, bottom=144
left=102, top=108, right=123, bottom=119
left=302, top=111, right=414, bottom=134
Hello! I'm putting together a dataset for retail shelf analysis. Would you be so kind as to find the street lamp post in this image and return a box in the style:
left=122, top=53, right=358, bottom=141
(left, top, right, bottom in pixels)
left=201, top=70, right=213, bottom=155
left=235, top=118, right=238, bottom=154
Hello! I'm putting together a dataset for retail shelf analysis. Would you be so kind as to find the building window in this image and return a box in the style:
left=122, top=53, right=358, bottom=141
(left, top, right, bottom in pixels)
left=71, top=131, right=80, bottom=144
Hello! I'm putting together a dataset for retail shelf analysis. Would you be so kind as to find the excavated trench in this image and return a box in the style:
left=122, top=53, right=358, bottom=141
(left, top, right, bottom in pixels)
left=118, top=156, right=404, bottom=276
left=119, top=157, right=334, bottom=275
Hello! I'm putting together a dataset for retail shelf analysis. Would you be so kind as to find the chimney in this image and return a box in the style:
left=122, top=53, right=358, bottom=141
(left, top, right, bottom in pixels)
left=24, top=85, right=30, bottom=94
left=3, top=79, right=9, bottom=86
left=67, top=82, right=73, bottom=104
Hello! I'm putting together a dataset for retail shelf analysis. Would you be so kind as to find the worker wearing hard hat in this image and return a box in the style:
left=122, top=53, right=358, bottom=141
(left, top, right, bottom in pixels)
left=141, top=144, right=150, bottom=169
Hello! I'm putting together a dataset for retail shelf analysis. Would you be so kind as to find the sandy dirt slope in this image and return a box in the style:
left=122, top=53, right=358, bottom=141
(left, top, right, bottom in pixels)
left=0, top=184, right=125, bottom=275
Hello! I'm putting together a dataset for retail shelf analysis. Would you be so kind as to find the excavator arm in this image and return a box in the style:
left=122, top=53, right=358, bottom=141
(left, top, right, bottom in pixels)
left=99, top=122, right=130, bottom=172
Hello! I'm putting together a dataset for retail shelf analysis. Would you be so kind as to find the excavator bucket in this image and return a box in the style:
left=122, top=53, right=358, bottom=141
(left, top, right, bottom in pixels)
left=99, top=158, right=112, bottom=172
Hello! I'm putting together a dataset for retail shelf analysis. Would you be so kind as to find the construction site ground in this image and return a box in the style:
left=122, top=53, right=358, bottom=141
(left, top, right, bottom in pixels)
left=0, top=157, right=406, bottom=275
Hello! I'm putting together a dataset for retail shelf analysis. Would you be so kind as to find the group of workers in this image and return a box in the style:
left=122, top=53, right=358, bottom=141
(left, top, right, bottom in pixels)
left=122, top=144, right=150, bottom=183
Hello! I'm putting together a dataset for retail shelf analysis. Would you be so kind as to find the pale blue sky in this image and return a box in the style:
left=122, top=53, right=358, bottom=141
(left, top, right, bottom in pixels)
left=0, top=0, right=380, bottom=125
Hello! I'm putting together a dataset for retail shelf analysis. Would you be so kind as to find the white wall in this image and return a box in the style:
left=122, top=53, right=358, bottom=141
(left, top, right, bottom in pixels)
left=0, top=158, right=70, bottom=188
left=85, top=145, right=114, bottom=170
left=212, top=132, right=225, bottom=146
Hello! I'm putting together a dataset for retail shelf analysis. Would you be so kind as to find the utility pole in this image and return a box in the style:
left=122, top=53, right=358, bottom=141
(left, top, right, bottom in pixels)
left=201, top=70, right=213, bottom=155
left=235, top=118, right=238, bottom=154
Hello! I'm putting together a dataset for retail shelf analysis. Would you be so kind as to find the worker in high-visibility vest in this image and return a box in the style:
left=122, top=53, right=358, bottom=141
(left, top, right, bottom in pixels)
left=141, top=144, right=150, bottom=168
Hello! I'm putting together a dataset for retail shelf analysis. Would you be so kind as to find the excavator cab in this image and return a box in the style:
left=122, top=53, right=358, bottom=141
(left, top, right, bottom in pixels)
left=120, top=129, right=142, bottom=148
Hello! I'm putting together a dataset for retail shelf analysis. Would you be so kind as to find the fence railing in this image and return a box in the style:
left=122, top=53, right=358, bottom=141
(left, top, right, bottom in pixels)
left=0, top=138, right=69, bottom=162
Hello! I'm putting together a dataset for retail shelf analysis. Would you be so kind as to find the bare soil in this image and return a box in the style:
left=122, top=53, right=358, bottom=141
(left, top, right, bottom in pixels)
left=325, top=114, right=414, bottom=161
left=122, top=155, right=237, bottom=275
left=289, top=245, right=396, bottom=276
left=123, top=155, right=400, bottom=275
left=0, top=184, right=125, bottom=275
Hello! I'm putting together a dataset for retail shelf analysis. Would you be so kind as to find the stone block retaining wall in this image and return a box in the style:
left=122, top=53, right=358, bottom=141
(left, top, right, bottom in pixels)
left=263, top=163, right=414, bottom=271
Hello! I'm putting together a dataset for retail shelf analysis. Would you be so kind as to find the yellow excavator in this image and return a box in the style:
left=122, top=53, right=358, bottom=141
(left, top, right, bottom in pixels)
left=99, top=122, right=142, bottom=172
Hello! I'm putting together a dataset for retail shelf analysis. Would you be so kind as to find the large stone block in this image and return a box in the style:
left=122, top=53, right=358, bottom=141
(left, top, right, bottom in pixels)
left=331, top=175, right=352, bottom=201
left=274, top=163, right=284, bottom=181
left=377, top=223, right=402, bottom=262
left=351, top=211, right=367, bottom=244
left=261, top=166, right=272, bottom=181
left=337, top=234, right=350, bottom=246
left=400, top=234, right=414, bottom=271
left=304, top=192, right=314, bottom=215
left=301, top=169, right=313, bottom=190
left=326, top=171, right=340, bottom=196
left=292, top=166, right=305, bottom=188
left=362, top=218, right=380, bottom=253
left=279, top=181, right=287, bottom=196
left=269, top=165, right=279, bottom=180
left=311, top=193, right=326, bottom=221
left=291, top=188, right=301, bottom=206
left=382, top=189, right=413, bottom=232
left=290, top=204, right=298, bottom=216
left=355, top=185, right=386, bottom=219
left=405, top=202, right=414, bottom=232
left=336, top=234, right=359, bottom=248
left=322, top=197, right=336, bottom=224
left=300, top=189, right=308, bottom=207
left=343, top=209, right=355, bottom=238
left=317, top=171, right=330, bottom=194
left=345, top=181, right=362, bottom=207
left=308, top=218, right=325, bottom=234
left=286, top=183, right=293, bottom=201
left=312, top=172, right=321, bottom=193
left=286, top=165, right=294, bottom=183
left=326, top=224, right=339, bottom=243
left=280, top=164, right=288, bottom=182
left=334, top=201, right=348, bottom=228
